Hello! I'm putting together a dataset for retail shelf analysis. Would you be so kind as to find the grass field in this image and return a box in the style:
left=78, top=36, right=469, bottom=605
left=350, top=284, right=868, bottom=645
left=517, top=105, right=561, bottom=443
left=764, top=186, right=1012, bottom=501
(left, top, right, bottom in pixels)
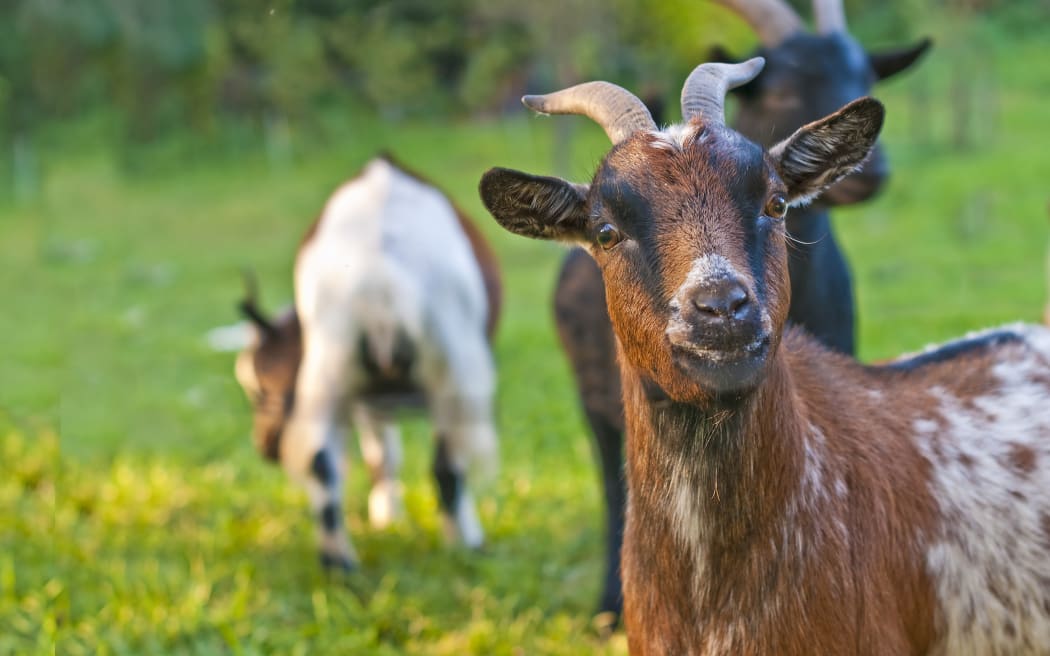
left=3, top=32, right=1049, bottom=655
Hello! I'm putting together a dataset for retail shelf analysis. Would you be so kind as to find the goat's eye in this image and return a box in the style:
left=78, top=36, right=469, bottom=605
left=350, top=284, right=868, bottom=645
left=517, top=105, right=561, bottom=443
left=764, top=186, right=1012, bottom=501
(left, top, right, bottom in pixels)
left=765, top=194, right=788, bottom=219
left=596, top=223, right=623, bottom=250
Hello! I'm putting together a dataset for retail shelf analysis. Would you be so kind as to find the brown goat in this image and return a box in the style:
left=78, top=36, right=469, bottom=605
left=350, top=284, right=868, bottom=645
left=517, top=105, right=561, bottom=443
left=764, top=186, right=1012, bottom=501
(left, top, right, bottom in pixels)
left=481, top=60, right=1050, bottom=654
left=553, top=0, right=929, bottom=620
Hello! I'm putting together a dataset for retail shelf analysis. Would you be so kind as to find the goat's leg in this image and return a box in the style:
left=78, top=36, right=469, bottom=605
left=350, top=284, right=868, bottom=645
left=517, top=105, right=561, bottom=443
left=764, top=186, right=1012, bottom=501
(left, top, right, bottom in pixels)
left=553, top=248, right=627, bottom=620
left=282, top=341, right=357, bottom=571
left=430, top=431, right=485, bottom=548
left=425, top=336, right=497, bottom=550
left=587, top=409, right=626, bottom=621
left=353, top=403, right=404, bottom=529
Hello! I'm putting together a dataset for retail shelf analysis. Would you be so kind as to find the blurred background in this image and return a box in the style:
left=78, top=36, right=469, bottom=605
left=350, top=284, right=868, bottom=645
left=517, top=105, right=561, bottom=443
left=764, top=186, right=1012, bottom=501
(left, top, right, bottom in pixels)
left=3, top=1, right=1048, bottom=654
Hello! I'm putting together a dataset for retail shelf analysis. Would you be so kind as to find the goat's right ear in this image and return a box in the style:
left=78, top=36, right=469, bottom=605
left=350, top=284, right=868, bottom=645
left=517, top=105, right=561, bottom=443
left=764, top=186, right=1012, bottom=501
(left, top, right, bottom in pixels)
left=769, top=97, right=884, bottom=206
left=869, top=38, right=932, bottom=81
left=479, top=168, right=590, bottom=242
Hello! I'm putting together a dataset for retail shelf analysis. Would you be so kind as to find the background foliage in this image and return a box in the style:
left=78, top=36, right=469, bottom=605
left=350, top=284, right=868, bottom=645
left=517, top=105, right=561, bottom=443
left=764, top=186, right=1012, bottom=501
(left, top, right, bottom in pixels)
left=2, top=0, right=1049, bottom=654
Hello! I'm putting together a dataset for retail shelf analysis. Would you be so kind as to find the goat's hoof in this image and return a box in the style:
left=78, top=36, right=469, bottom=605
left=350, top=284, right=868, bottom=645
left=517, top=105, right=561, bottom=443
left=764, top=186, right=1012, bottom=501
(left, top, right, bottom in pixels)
left=319, top=552, right=357, bottom=573
left=368, top=482, right=404, bottom=529
left=591, top=610, right=620, bottom=639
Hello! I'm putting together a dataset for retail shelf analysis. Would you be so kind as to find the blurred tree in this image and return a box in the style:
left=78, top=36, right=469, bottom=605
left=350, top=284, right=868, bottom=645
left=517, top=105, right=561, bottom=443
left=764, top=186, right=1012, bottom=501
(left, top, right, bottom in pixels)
left=0, top=0, right=1045, bottom=178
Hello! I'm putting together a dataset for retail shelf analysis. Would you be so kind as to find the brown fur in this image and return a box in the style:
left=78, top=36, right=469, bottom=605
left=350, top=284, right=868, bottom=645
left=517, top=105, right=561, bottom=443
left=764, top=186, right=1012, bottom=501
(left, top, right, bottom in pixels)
left=551, top=18, right=929, bottom=618
left=620, top=333, right=946, bottom=654
left=453, top=205, right=503, bottom=340
left=481, top=90, right=1050, bottom=652
left=244, top=309, right=301, bottom=461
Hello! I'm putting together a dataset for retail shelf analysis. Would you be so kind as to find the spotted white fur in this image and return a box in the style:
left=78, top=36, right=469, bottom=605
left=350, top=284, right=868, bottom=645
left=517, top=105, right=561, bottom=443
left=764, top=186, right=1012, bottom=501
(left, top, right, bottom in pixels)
left=913, top=326, right=1050, bottom=654
left=655, top=320, right=1050, bottom=653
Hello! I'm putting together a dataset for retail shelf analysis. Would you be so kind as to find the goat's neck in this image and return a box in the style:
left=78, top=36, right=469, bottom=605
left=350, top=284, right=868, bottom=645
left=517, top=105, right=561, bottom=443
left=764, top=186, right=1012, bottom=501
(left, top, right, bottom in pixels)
left=619, top=349, right=849, bottom=652
left=622, top=352, right=811, bottom=552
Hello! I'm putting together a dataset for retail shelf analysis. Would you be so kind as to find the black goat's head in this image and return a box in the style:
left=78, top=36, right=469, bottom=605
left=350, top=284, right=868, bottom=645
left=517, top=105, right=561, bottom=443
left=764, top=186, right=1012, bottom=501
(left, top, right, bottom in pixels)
left=712, top=0, right=929, bottom=206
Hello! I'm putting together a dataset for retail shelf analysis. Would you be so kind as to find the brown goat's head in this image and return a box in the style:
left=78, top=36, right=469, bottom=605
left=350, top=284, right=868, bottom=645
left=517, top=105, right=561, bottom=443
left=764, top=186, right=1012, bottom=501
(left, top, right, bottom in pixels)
left=234, top=274, right=301, bottom=462
left=480, top=60, right=882, bottom=403
left=712, top=0, right=929, bottom=206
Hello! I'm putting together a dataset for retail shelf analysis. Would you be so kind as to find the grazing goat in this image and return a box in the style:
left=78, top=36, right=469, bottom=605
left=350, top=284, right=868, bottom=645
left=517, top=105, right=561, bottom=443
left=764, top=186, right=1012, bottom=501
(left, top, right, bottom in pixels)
left=481, top=59, right=1050, bottom=654
left=235, top=154, right=502, bottom=569
left=554, top=0, right=930, bottom=619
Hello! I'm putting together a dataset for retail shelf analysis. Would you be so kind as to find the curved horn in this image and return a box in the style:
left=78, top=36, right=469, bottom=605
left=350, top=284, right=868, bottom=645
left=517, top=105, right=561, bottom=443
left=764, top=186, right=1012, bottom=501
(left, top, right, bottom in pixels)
left=522, top=81, right=656, bottom=144
left=238, top=269, right=276, bottom=336
left=711, top=0, right=804, bottom=47
left=681, top=57, right=766, bottom=125
left=813, top=0, right=847, bottom=34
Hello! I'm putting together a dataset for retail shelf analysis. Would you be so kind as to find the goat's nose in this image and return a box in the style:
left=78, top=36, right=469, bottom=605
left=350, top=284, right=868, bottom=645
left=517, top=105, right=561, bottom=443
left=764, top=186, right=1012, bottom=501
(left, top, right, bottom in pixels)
left=691, top=279, right=750, bottom=320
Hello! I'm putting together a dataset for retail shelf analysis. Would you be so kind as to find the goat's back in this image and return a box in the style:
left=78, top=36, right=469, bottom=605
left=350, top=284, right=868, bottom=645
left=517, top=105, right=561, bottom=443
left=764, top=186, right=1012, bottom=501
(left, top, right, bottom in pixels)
left=837, top=324, right=1050, bottom=654
left=295, top=157, right=489, bottom=338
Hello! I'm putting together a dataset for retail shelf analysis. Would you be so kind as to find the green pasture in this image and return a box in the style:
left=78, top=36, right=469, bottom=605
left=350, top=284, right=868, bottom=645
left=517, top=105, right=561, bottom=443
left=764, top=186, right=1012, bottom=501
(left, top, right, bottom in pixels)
left=3, top=35, right=1049, bottom=656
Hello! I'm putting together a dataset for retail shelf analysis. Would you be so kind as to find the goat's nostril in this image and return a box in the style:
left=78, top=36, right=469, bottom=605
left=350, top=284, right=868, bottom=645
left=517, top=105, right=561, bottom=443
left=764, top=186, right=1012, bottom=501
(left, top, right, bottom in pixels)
left=692, top=281, right=750, bottom=319
left=728, top=285, right=749, bottom=314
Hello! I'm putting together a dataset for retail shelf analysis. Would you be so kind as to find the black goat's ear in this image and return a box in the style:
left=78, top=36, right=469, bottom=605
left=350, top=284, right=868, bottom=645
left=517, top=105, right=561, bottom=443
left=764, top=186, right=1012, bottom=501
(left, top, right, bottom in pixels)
left=870, top=38, right=932, bottom=81
left=770, top=97, right=884, bottom=206
left=479, top=168, right=590, bottom=242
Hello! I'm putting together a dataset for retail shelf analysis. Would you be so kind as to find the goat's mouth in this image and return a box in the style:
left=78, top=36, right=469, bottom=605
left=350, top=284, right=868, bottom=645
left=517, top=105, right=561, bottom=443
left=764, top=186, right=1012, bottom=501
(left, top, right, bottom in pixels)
left=253, top=424, right=284, bottom=463
left=667, top=330, right=771, bottom=393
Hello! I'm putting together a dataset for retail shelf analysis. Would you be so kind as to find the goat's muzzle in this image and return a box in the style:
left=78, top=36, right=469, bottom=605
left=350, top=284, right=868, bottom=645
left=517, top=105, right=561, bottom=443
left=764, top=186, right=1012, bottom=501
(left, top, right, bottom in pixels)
left=665, top=272, right=772, bottom=393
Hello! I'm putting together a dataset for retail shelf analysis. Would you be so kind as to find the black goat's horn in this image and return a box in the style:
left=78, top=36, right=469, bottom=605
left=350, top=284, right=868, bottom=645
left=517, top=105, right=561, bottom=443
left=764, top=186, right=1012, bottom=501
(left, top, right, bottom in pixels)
left=711, top=0, right=804, bottom=47
left=681, top=58, right=765, bottom=125
left=813, top=0, right=847, bottom=34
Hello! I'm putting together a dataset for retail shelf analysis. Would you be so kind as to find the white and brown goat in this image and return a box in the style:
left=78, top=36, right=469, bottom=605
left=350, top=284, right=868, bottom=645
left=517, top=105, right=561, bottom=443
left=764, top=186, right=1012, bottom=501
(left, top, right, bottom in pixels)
left=236, top=155, right=502, bottom=570
left=481, top=60, right=1050, bottom=654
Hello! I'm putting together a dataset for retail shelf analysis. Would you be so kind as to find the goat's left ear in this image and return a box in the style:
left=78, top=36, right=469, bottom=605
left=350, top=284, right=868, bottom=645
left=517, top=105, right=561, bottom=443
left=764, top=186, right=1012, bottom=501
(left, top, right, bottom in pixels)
left=869, top=38, right=932, bottom=81
left=769, top=97, right=884, bottom=206
left=479, top=167, right=590, bottom=242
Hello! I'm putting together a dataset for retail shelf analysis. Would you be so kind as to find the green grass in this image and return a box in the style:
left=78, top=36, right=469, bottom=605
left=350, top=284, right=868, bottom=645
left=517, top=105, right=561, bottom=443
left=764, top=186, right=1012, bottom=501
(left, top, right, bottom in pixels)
left=3, top=33, right=1049, bottom=655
